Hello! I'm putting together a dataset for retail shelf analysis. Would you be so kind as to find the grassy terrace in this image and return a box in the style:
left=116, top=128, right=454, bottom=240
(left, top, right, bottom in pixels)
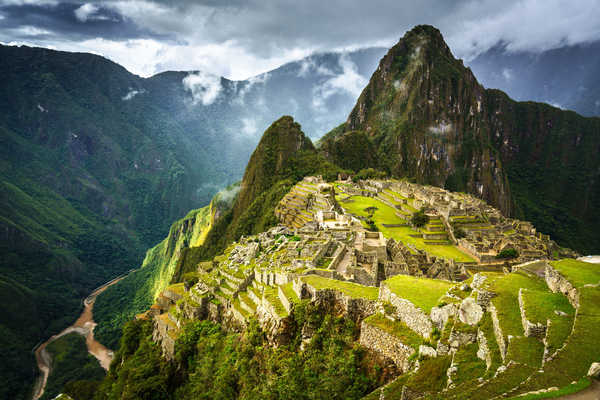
left=365, top=355, right=453, bottom=400
left=506, top=336, right=544, bottom=367
left=336, top=194, right=474, bottom=263
left=238, top=291, right=257, bottom=312
left=166, top=282, right=186, bottom=296
left=450, top=343, right=486, bottom=386
left=550, top=259, right=600, bottom=287
left=364, top=313, right=424, bottom=349
left=513, top=286, right=600, bottom=395
left=383, top=274, right=454, bottom=313
left=520, top=288, right=574, bottom=324
left=263, top=287, right=288, bottom=317
left=280, top=282, right=300, bottom=303
left=301, top=275, right=378, bottom=300
left=520, top=288, right=574, bottom=355
left=483, top=271, right=547, bottom=338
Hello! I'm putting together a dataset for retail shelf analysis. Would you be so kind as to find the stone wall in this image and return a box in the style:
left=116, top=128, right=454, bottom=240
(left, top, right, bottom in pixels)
left=544, top=264, right=579, bottom=308
left=518, top=289, right=547, bottom=339
left=379, top=283, right=432, bottom=338
left=359, top=319, right=415, bottom=373
left=278, top=285, right=293, bottom=314
left=296, top=278, right=377, bottom=323
left=488, top=303, right=506, bottom=361
left=430, top=303, right=458, bottom=331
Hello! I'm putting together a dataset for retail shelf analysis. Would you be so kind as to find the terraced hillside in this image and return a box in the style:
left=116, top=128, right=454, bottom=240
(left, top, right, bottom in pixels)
left=123, top=176, right=599, bottom=400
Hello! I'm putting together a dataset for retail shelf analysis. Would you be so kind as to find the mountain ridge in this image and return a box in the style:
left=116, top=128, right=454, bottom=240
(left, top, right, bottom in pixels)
left=320, top=24, right=600, bottom=254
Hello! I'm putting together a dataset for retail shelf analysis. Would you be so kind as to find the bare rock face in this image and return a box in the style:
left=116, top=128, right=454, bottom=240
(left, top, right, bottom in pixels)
left=458, top=297, right=483, bottom=325
left=419, top=345, right=437, bottom=358
left=588, top=362, right=600, bottom=378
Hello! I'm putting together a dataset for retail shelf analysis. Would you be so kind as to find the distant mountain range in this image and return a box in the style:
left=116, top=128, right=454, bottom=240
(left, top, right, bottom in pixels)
left=468, top=41, right=600, bottom=117
left=1, top=32, right=600, bottom=399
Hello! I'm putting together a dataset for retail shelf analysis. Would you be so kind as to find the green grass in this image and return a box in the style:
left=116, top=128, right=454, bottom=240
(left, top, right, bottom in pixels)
left=383, top=275, right=454, bottom=312
left=238, top=291, right=257, bottom=312
left=403, top=355, right=453, bottom=395
left=479, top=313, right=503, bottom=379
left=512, top=286, right=600, bottom=395
left=337, top=194, right=474, bottom=262
left=520, top=289, right=573, bottom=325
left=550, top=259, right=600, bottom=287
left=166, top=283, right=186, bottom=296
left=505, top=377, right=591, bottom=399
left=450, top=343, right=486, bottom=386
left=280, top=282, right=300, bottom=303
left=263, top=287, right=288, bottom=317
left=363, top=313, right=424, bottom=349
left=484, top=271, right=547, bottom=339
left=519, top=288, right=574, bottom=356
left=506, top=336, right=544, bottom=368
left=301, top=275, right=378, bottom=300
left=232, top=297, right=250, bottom=319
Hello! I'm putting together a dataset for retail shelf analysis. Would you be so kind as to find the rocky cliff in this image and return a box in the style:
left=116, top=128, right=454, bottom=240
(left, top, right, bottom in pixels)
left=320, top=25, right=600, bottom=253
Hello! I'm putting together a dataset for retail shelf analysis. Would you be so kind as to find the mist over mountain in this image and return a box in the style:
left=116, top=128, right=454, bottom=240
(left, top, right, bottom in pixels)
left=468, top=41, right=600, bottom=117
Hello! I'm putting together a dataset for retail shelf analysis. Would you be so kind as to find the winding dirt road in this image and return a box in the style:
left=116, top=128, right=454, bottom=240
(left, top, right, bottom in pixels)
left=31, top=273, right=131, bottom=400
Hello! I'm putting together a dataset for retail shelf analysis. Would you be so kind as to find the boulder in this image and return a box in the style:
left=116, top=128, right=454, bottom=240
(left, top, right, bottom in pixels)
left=588, top=362, right=600, bottom=378
left=458, top=297, right=483, bottom=325
left=419, top=345, right=437, bottom=358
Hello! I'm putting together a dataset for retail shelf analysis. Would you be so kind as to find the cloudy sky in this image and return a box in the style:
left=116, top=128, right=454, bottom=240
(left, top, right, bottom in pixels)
left=1, top=0, right=599, bottom=80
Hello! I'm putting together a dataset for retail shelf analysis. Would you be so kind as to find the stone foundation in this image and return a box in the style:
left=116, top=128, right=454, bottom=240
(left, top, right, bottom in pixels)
left=359, top=319, right=415, bottom=372
left=379, top=283, right=433, bottom=338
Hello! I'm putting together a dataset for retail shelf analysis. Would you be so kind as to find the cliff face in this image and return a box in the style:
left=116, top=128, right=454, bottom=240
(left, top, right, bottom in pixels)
left=93, top=204, right=214, bottom=348
left=322, top=25, right=600, bottom=253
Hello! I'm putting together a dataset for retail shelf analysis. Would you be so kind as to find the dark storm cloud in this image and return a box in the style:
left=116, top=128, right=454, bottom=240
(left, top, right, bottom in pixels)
left=0, top=1, right=170, bottom=42
left=0, top=0, right=599, bottom=79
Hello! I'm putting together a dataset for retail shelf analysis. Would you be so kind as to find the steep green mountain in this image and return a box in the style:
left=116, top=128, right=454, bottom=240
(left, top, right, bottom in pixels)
left=0, top=43, right=380, bottom=398
left=187, top=116, right=343, bottom=263
left=320, top=25, right=600, bottom=254
left=94, top=116, right=342, bottom=347
left=93, top=203, right=215, bottom=349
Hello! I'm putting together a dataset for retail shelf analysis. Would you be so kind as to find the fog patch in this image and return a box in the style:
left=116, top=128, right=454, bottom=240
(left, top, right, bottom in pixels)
left=502, top=68, right=513, bottom=81
left=183, top=71, right=222, bottom=106
left=312, top=53, right=366, bottom=109
left=241, top=118, right=258, bottom=136
left=233, top=72, right=270, bottom=106
left=216, top=184, right=240, bottom=205
left=122, top=88, right=145, bottom=101
left=428, top=121, right=453, bottom=134
left=297, top=57, right=335, bottom=78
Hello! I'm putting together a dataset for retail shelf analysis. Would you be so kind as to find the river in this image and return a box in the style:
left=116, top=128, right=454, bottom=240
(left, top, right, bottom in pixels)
left=31, top=272, right=132, bottom=400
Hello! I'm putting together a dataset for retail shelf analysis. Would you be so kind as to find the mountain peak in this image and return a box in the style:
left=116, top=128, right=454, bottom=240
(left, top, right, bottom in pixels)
left=234, top=116, right=314, bottom=215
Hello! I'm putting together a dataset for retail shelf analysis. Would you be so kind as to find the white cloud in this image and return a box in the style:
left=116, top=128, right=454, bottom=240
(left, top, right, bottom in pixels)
left=502, top=68, right=512, bottom=81
left=312, top=53, right=367, bottom=109
left=241, top=118, right=258, bottom=136
left=122, top=88, right=145, bottom=101
left=75, top=4, right=98, bottom=22
left=8, top=25, right=52, bottom=37
left=445, top=0, right=600, bottom=60
left=182, top=71, right=222, bottom=106
left=2, top=0, right=600, bottom=80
